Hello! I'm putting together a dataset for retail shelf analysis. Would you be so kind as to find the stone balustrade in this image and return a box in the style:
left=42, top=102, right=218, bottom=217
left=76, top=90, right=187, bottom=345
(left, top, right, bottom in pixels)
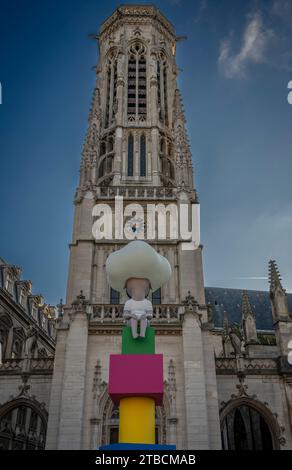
left=215, top=357, right=279, bottom=375
left=0, top=357, right=54, bottom=375
left=0, top=358, right=22, bottom=372
left=97, top=186, right=177, bottom=200
left=90, top=303, right=185, bottom=324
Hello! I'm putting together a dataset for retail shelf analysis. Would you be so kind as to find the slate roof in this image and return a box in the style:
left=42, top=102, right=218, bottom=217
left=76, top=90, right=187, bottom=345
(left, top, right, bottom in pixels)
left=205, top=287, right=292, bottom=331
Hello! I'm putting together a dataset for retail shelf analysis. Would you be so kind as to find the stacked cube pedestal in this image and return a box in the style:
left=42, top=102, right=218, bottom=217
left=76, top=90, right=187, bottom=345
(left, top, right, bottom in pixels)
left=119, top=397, right=155, bottom=444
left=99, top=326, right=176, bottom=450
left=121, top=326, right=155, bottom=355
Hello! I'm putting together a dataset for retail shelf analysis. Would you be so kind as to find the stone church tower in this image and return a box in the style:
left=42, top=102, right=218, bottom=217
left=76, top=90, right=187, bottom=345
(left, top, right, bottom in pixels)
left=45, top=5, right=292, bottom=451
left=45, top=5, right=221, bottom=450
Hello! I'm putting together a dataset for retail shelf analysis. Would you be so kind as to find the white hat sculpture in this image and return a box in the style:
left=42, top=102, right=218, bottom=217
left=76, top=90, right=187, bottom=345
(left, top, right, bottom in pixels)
left=105, top=240, right=172, bottom=293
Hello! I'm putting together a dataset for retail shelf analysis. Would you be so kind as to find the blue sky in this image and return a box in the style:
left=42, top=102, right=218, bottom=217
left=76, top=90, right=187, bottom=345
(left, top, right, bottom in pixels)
left=0, top=0, right=292, bottom=305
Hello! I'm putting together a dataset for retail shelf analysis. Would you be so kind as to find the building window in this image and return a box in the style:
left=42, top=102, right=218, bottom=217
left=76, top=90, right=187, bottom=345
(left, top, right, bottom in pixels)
left=0, top=403, right=47, bottom=450
left=127, top=55, right=136, bottom=117
left=221, top=404, right=274, bottom=450
left=138, top=55, right=147, bottom=118
left=0, top=314, right=12, bottom=363
left=18, top=290, right=24, bottom=306
left=16, top=406, right=27, bottom=429
left=5, top=276, right=12, bottom=294
left=98, top=134, right=115, bottom=181
left=163, top=65, right=168, bottom=125
left=100, top=141, right=106, bottom=156
left=109, top=405, right=119, bottom=444
left=127, top=42, right=147, bottom=121
left=169, top=160, right=175, bottom=180
left=128, top=134, right=134, bottom=176
left=152, top=288, right=161, bottom=305
left=110, top=288, right=120, bottom=305
left=29, top=411, right=38, bottom=434
left=98, top=159, right=105, bottom=179
left=140, top=134, right=146, bottom=177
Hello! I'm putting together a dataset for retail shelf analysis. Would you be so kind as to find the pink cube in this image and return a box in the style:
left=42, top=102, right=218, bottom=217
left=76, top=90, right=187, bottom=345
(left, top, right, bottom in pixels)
left=108, top=354, right=164, bottom=405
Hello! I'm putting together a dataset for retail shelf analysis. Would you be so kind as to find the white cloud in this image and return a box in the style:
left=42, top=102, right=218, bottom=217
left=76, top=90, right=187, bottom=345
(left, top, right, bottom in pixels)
left=218, top=11, right=274, bottom=79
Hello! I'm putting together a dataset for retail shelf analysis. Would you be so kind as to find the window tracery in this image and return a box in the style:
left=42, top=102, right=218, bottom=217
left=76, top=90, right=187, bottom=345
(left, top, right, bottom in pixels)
left=127, top=42, right=147, bottom=123
left=0, top=401, right=47, bottom=450
left=220, top=400, right=279, bottom=450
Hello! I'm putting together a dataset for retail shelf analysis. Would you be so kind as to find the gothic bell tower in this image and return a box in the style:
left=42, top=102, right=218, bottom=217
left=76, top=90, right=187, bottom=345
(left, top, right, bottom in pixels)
left=66, top=4, right=205, bottom=307
left=46, top=5, right=221, bottom=450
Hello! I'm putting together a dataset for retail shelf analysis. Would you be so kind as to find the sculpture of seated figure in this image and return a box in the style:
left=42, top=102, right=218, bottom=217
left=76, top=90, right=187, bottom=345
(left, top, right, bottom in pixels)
left=105, top=240, right=171, bottom=340
left=124, top=277, right=153, bottom=338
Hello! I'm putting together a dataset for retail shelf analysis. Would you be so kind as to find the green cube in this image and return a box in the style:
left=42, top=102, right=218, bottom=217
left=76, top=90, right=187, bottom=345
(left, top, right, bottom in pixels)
left=121, top=326, right=155, bottom=354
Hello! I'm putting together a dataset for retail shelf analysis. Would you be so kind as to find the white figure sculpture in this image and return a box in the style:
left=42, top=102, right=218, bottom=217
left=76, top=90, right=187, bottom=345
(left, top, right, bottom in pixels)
left=124, top=278, right=153, bottom=338
left=106, top=241, right=171, bottom=339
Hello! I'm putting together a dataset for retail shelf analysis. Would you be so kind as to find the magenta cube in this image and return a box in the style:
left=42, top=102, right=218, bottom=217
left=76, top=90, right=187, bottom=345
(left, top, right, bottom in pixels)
left=108, top=354, right=164, bottom=405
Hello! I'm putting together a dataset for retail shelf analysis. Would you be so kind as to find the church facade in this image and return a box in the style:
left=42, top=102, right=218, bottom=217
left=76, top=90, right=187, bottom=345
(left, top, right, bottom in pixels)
left=1, top=5, right=292, bottom=450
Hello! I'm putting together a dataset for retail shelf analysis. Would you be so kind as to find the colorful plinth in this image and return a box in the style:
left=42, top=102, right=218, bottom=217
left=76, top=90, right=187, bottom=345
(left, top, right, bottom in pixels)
left=108, top=353, right=163, bottom=405
left=100, top=325, right=176, bottom=450
left=119, top=397, right=155, bottom=444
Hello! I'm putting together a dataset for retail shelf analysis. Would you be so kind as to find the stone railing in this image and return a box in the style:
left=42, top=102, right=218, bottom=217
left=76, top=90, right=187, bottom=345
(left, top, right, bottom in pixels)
left=0, top=358, right=23, bottom=372
left=215, top=358, right=237, bottom=372
left=216, top=357, right=279, bottom=375
left=90, top=304, right=184, bottom=324
left=0, top=357, right=54, bottom=375
left=29, top=357, right=54, bottom=372
left=97, top=186, right=177, bottom=200
left=127, top=114, right=147, bottom=126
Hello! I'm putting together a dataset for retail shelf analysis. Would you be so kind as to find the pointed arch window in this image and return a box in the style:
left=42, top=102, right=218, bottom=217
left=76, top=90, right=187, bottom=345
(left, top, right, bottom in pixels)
left=140, top=134, right=146, bottom=177
left=127, top=134, right=134, bottom=177
left=100, top=141, right=106, bottom=156
left=221, top=404, right=274, bottom=450
left=169, top=160, right=175, bottom=180
left=0, top=401, right=47, bottom=450
left=98, top=159, right=105, bottom=179
left=127, top=43, right=147, bottom=121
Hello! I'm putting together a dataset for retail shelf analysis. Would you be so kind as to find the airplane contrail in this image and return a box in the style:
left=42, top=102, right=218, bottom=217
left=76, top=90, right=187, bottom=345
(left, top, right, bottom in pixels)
left=232, top=277, right=268, bottom=280
left=208, top=277, right=268, bottom=282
